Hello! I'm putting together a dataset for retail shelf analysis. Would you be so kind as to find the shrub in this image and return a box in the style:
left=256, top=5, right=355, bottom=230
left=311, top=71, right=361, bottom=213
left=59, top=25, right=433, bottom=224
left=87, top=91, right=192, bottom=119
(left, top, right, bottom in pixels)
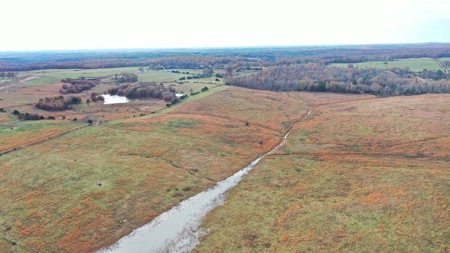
left=245, top=121, right=249, bottom=126
left=12, top=110, right=20, bottom=115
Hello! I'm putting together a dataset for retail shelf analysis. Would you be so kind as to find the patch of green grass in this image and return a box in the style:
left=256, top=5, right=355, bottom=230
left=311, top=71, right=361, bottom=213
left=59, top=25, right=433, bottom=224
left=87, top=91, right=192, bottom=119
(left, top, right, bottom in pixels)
left=165, top=118, right=198, bottom=129
left=330, top=58, right=442, bottom=72
left=19, top=68, right=223, bottom=87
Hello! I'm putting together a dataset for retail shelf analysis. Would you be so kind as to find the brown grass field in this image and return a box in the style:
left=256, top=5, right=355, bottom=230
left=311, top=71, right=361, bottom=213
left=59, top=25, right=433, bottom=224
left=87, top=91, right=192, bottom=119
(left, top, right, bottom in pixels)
left=194, top=92, right=450, bottom=253
left=0, top=86, right=305, bottom=252
left=3, top=68, right=450, bottom=253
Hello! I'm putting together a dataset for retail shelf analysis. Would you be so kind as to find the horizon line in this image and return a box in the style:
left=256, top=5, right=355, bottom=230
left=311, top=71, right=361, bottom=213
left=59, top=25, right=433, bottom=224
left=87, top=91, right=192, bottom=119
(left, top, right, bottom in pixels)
left=1, top=42, right=450, bottom=54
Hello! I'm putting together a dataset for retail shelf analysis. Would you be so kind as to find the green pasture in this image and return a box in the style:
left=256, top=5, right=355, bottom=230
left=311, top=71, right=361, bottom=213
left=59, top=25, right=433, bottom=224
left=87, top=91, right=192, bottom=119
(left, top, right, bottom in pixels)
left=330, top=58, right=442, bottom=72
left=17, top=68, right=223, bottom=87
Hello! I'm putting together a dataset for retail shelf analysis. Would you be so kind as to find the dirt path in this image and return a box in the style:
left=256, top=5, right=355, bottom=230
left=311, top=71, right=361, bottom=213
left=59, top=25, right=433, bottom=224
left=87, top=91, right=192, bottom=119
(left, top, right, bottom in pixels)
left=0, top=84, right=14, bottom=91
left=20, top=75, right=41, bottom=83
left=435, top=59, right=448, bottom=74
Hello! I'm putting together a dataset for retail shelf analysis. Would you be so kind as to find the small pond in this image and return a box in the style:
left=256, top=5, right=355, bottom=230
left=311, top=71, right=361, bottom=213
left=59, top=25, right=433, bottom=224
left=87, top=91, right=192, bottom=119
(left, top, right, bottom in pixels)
left=103, top=95, right=130, bottom=104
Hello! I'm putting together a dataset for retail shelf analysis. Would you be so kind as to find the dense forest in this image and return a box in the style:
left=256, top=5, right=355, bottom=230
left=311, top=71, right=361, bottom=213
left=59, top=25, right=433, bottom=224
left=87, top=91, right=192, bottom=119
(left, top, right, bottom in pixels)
left=1, top=44, right=449, bottom=71
left=226, top=64, right=450, bottom=95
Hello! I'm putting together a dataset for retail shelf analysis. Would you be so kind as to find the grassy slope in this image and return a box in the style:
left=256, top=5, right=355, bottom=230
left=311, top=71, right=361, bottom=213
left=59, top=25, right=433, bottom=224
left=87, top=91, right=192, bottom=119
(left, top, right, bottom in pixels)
left=194, top=92, right=450, bottom=253
left=0, top=87, right=304, bottom=253
left=0, top=121, right=82, bottom=154
left=330, top=58, right=442, bottom=72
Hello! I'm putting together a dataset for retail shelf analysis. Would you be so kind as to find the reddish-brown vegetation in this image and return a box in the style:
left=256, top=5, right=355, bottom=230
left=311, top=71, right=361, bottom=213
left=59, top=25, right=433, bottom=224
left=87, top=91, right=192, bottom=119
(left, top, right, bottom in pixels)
left=90, top=92, right=104, bottom=102
left=227, top=64, right=450, bottom=95
left=108, top=82, right=174, bottom=100
left=194, top=92, right=450, bottom=252
left=0, top=87, right=304, bottom=252
left=35, top=95, right=82, bottom=111
left=59, top=78, right=97, bottom=94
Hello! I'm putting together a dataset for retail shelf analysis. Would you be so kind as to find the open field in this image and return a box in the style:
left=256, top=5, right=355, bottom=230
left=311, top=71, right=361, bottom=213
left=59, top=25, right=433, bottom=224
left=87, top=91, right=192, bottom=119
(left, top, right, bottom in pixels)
left=0, top=66, right=224, bottom=126
left=439, top=58, right=450, bottom=70
left=330, top=58, right=442, bottom=72
left=194, top=92, right=450, bottom=252
left=0, top=65, right=229, bottom=157
left=0, top=87, right=305, bottom=252
left=0, top=121, right=82, bottom=154
left=2, top=68, right=223, bottom=87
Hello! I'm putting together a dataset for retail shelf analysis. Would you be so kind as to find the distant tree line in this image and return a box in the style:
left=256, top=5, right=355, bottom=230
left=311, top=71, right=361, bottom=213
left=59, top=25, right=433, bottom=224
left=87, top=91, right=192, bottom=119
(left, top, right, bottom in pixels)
left=0, top=72, right=17, bottom=78
left=226, top=64, right=450, bottom=96
left=60, top=78, right=97, bottom=94
left=112, top=72, right=138, bottom=83
left=11, top=110, right=57, bottom=121
left=0, top=44, right=449, bottom=74
left=35, top=95, right=82, bottom=111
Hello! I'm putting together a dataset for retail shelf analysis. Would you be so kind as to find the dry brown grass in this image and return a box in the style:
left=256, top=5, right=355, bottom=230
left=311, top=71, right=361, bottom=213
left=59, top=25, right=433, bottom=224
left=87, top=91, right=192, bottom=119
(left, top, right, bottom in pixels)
left=194, top=92, right=450, bottom=253
left=0, top=121, right=82, bottom=154
left=0, top=87, right=305, bottom=252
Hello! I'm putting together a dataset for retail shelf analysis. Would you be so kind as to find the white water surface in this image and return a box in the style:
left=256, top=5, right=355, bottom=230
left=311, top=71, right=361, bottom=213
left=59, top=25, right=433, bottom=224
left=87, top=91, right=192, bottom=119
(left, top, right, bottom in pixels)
left=97, top=107, right=310, bottom=253
left=103, top=95, right=129, bottom=104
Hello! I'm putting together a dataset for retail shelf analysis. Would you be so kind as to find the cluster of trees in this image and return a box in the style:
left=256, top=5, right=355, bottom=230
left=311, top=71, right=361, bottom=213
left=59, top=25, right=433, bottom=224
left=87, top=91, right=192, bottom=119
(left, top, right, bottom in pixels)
left=60, top=78, right=97, bottom=94
left=11, top=110, right=58, bottom=121
left=178, top=73, right=213, bottom=81
left=112, top=72, right=138, bottom=83
left=0, top=72, right=16, bottom=78
left=90, top=92, right=104, bottom=102
left=166, top=94, right=187, bottom=107
left=35, top=95, right=82, bottom=111
left=108, top=82, right=175, bottom=100
left=226, top=64, right=450, bottom=96
left=17, top=113, right=44, bottom=120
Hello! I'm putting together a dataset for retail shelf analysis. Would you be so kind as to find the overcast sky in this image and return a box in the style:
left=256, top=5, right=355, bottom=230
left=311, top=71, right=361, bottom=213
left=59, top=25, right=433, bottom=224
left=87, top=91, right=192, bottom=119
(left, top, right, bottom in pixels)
left=1, top=0, right=449, bottom=51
